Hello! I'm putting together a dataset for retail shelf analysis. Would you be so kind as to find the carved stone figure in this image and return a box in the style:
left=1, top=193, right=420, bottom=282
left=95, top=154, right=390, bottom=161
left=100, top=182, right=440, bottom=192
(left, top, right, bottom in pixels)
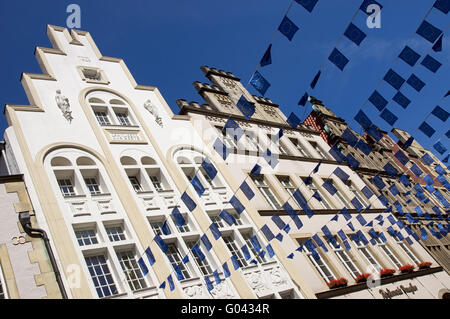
left=210, top=281, right=235, bottom=299
left=144, top=99, right=163, bottom=127
left=244, top=271, right=268, bottom=295
left=269, top=267, right=288, bottom=287
left=55, top=90, right=73, bottom=123
left=183, top=285, right=207, bottom=299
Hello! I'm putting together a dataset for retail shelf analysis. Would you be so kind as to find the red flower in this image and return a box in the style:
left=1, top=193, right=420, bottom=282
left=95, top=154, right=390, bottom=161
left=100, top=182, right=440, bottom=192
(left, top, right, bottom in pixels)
left=327, top=277, right=348, bottom=289
left=399, top=264, right=415, bottom=273
left=380, top=268, right=396, bottom=277
left=355, top=273, right=372, bottom=283
left=417, top=262, right=432, bottom=269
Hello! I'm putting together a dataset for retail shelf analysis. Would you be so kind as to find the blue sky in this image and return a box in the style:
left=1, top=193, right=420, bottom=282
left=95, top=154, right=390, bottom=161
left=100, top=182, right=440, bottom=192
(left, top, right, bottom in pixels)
left=0, top=0, right=448, bottom=159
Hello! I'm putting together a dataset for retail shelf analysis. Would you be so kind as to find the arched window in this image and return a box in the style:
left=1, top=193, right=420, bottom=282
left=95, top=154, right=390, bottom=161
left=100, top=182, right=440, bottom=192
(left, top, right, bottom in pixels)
left=121, top=155, right=170, bottom=193
left=87, top=92, right=136, bottom=127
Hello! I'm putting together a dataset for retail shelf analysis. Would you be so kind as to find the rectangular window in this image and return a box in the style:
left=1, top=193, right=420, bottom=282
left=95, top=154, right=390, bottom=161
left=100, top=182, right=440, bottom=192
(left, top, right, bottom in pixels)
left=94, top=111, right=111, bottom=126
left=105, top=225, right=126, bottom=242
left=150, top=221, right=166, bottom=236
left=242, top=233, right=267, bottom=264
left=149, top=175, right=163, bottom=192
left=398, top=242, right=421, bottom=265
left=166, top=243, right=191, bottom=279
left=327, top=237, right=361, bottom=279
left=116, top=112, right=132, bottom=126
left=346, top=181, right=369, bottom=207
left=302, top=178, right=332, bottom=209
left=173, top=215, right=190, bottom=233
left=186, top=241, right=213, bottom=276
left=245, top=131, right=264, bottom=153
left=116, top=250, right=147, bottom=291
left=300, top=238, right=336, bottom=282
left=325, top=179, right=351, bottom=208
left=84, top=177, right=102, bottom=195
left=85, top=255, right=118, bottom=298
left=277, top=176, right=296, bottom=198
left=251, top=175, right=281, bottom=210
left=75, top=229, right=98, bottom=247
left=309, top=141, right=329, bottom=160
left=58, top=179, right=76, bottom=196
left=374, top=237, right=402, bottom=268
left=289, top=138, right=309, bottom=157
left=128, top=176, right=142, bottom=192
left=267, top=134, right=289, bottom=156
left=353, top=239, right=382, bottom=272
left=223, top=235, right=248, bottom=268
left=0, top=265, right=7, bottom=299
left=210, top=212, right=243, bottom=228
left=216, top=126, right=238, bottom=149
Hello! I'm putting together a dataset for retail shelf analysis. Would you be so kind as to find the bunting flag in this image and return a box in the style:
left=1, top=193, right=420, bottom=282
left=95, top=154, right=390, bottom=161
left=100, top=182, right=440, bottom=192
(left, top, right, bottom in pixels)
left=378, top=194, right=389, bottom=206
left=205, top=276, right=214, bottom=292
left=383, top=163, right=398, bottom=177
left=436, top=164, right=446, bottom=175
left=283, top=224, right=291, bottom=234
left=420, top=228, right=428, bottom=240
left=229, top=195, right=245, bottom=214
left=421, top=55, right=442, bottom=73
left=231, top=255, right=240, bottom=270
left=298, top=92, right=309, bottom=106
left=431, top=106, right=449, bottom=122
left=201, top=234, right=212, bottom=252
left=344, top=23, right=367, bottom=46
left=360, top=0, right=383, bottom=14
left=342, top=128, right=358, bottom=147
left=202, top=158, right=218, bottom=180
left=251, top=164, right=262, bottom=177
left=312, top=234, right=328, bottom=253
left=354, top=110, right=372, bottom=130
left=418, top=121, right=436, bottom=138
left=356, top=139, right=372, bottom=156
left=322, top=180, right=337, bottom=195
left=240, top=181, right=255, bottom=200
left=331, top=214, right=339, bottom=222
left=282, top=201, right=304, bottom=228
left=352, top=197, right=364, bottom=212
left=380, top=108, right=399, bottom=126
left=261, top=225, right=275, bottom=241
left=310, top=71, right=321, bottom=89
left=394, top=150, right=409, bottom=165
left=333, top=167, right=350, bottom=182
left=322, top=225, right=337, bottom=246
left=260, top=44, right=272, bottom=67
left=361, top=186, right=374, bottom=199
left=433, top=141, right=447, bottom=155
left=446, top=90, right=450, bottom=98
left=340, top=207, right=352, bottom=221
left=287, top=112, right=301, bottom=130
left=159, top=281, right=166, bottom=289
left=250, top=236, right=262, bottom=252
left=250, top=71, right=271, bottom=96
left=174, top=265, right=184, bottom=281
left=263, top=149, right=279, bottom=169
left=209, top=223, right=222, bottom=240
left=434, top=0, right=450, bottom=14
left=406, top=74, right=426, bottom=92
left=424, top=174, right=434, bottom=185
left=138, top=257, right=149, bottom=276
left=384, top=69, right=405, bottom=90
left=278, top=15, right=299, bottom=41
left=161, top=220, right=171, bottom=235
left=213, top=270, right=221, bottom=285
left=403, top=136, right=415, bottom=148
left=432, top=34, right=443, bottom=52
left=313, top=161, right=322, bottom=174
left=267, top=244, right=275, bottom=258
left=388, top=184, right=400, bottom=196
left=328, top=48, right=349, bottom=71
left=236, top=95, right=255, bottom=120
left=312, top=191, right=322, bottom=202
left=367, top=125, right=383, bottom=142
left=369, top=91, right=388, bottom=111
left=167, top=275, right=175, bottom=291
left=347, top=222, right=355, bottom=232
left=191, top=176, right=205, bottom=197
left=219, top=210, right=236, bottom=226
left=275, top=233, right=284, bottom=242
left=356, top=214, right=367, bottom=226
left=398, top=46, right=421, bottom=67
left=295, top=0, right=319, bottom=13
left=172, top=207, right=186, bottom=227
left=213, top=138, right=230, bottom=160
left=399, top=175, right=410, bottom=187
left=272, top=213, right=287, bottom=230
left=337, top=230, right=351, bottom=250
left=224, top=117, right=245, bottom=142
left=416, top=20, right=443, bottom=44
left=181, top=192, right=197, bottom=212
left=329, top=145, right=346, bottom=164
left=192, top=244, right=206, bottom=261
left=223, top=262, right=231, bottom=278
left=145, top=247, right=156, bottom=266
left=241, top=245, right=251, bottom=260
left=410, top=164, right=423, bottom=177
left=392, top=92, right=411, bottom=109
left=154, top=234, right=168, bottom=253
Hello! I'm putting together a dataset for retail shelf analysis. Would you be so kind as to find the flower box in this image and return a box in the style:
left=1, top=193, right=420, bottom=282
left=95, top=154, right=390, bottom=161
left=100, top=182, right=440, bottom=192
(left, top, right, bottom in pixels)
left=327, top=278, right=348, bottom=289
left=355, top=273, right=372, bottom=283
left=417, top=262, right=432, bottom=270
left=399, top=264, right=415, bottom=274
left=380, top=268, right=396, bottom=277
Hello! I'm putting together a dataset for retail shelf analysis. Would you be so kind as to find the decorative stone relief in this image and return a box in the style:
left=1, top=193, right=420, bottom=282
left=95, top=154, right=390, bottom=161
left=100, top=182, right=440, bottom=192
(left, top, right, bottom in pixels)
left=206, top=116, right=226, bottom=124
left=183, top=285, right=208, bottom=299
left=97, top=200, right=114, bottom=214
left=70, top=202, right=89, bottom=217
left=210, top=281, right=235, bottom=299
left=144, top=99, right=163, bottom=127
left=244, top=271, right=269, bottom=296
left=55, top=90, right=74, bottom=123
left=268, top=267, right=288, bottom=288
left=142, top=197, right=156, bottom=210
